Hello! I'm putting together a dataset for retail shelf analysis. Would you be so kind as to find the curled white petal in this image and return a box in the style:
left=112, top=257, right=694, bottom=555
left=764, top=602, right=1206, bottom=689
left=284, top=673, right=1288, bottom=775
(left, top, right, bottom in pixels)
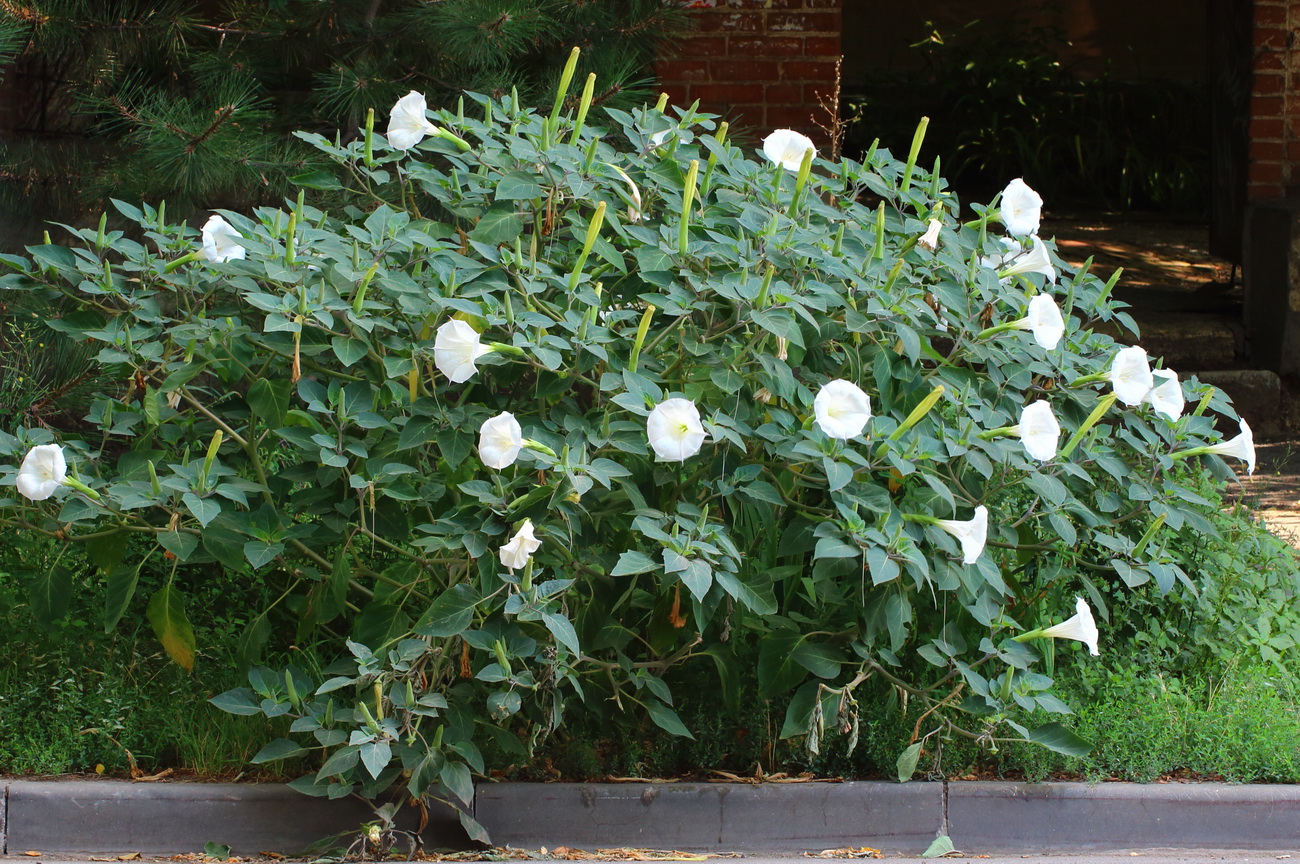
left=1041, top=597, right=1100, bottom=656
left=1017, top=293, right=1065, bottom=350
left=999, top=235, right=1056, bottom=283
left=1206, top=418, right=1256, bottom=475
left=1000, top=178, right=1043, bottom=236
left=1015, top=401, right=1060, bottom=462
left=918, top=219, right=942, bottom=252
left=1110, top=346, right=1154, bottom=406
left=1146, top=369, right=1184, bottom=421
left=647, top=398, right=708, bottom=462
left=478, top=412, right=524, bottom=470
left=935, top=505, right=988, bottom=565
left=434, top=319, right=492, bottom=384
left=499, top=519, right=542, bottom=571
left=200, top=215, right=246, bottom=263
left=762, top=128, right=817, bottom=172
left=649, top=129, right=672, bottom=148
left=387, top=90, right=441, bottom=151
left=16, top=443, right=67, bottom=501
left=813, top=379, right=873, bottom=440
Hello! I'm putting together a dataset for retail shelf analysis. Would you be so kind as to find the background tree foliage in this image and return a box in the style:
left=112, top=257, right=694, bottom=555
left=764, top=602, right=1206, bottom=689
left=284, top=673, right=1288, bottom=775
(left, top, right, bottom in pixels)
left=0, top=0, right=685, bottom=227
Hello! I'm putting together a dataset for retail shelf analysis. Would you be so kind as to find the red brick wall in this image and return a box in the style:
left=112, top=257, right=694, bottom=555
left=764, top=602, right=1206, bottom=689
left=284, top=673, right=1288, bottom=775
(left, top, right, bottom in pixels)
left=655, top=0, right=842, bottom=147
left=1249, top=0, right=1300, bottom=198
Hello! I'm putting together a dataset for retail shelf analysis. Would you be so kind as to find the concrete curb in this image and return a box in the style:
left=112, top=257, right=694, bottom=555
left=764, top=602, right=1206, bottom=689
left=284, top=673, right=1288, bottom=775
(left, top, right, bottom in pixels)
left=0, top=781, right=463, bottom=856
left=3, top=779, right=1300, bottom=856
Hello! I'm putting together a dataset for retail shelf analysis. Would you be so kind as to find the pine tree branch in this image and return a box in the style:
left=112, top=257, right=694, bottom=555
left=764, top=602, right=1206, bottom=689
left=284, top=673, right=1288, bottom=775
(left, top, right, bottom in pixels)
left=107, top=95, right=190, bottom=139
left=185, top=104, right=235, bottom=153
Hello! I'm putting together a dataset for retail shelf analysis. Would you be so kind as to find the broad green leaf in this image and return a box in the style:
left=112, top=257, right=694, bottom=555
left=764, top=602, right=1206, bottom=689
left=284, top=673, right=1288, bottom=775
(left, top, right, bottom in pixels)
left=416, top=584, right=479, bottom=637
left=645, top=699, right=694, bottom=739
left=469, top=204, right=524, bottom=245
left=757, top=632, right=809, bottom=697
left=495, top=170, right=545, bottom=200
left=543, top=610, right=581, bottom=656
left=103, top=560, right=143, bottom=632
left=146, top=584, right=197, bottom=671
left=611, top=551, right=659, bottom=576
left=359, top=740, right=392, bottom=779
left=247, top=378, right=291, bottom=428
left=209, top=687, right=261, bottom=716
left=183, top=492, right=221, bottom=527
left=440, top=760, right=474, bottom=805
left=252, top=738, right=309, bottom=763
left=159, top=530, right=199, bottom=561
left=1026, top=722, right=1093, bottom=756
left=896, top=742, right=922, bottom=783
left=28, top=565, right=73, bottom=626
left=331, top=336, right=369, bottom=367
left=85, top=530, right=129, bottom=573
left=921, top=835, right=955, bottom=858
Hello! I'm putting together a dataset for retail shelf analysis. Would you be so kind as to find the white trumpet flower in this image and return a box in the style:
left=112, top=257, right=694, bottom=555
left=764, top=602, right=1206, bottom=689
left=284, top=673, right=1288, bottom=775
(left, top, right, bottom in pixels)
left=1039, top=597, right=1101, bottom=656
left=15, top=444, right=67, bottom=501
left=1110, top=346, right=1154, bottom=407
left=1000, top=178, right=1043, bottom=236
left=499, top=519, right=542, bottom=571
left=935, top=506, right=989, bottom=565
left=387, top=91, right=442, bottom=150
left=918, top=219, right=942, bottom=252
left=434, top=319, right=492, bottom=384
left=998, top=235, right=1056, bottom=283
left=1146, top=369, right=1184, bottom=421
left=478, top=412, right=524, bottom=470
left=647, top=398, right=708, bottom=462
left=762, top=129, right=817, bottom=172
left=200, top=215, right=246, bottom=263
left=1205, top=418, right=1256, bottom=475
left=1015, top=401, right=1061, bottom=461
left=1014, top=294, right=1065, bottom=350
left=813, top=379, right=873, bottom=440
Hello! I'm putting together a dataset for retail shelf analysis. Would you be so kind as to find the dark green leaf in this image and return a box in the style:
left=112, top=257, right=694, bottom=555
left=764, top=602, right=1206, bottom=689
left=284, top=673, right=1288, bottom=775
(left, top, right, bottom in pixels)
left=28, top=565, right=73, bottom=626
left=1026, top=722, right=1093, bottom=756
left=147, top=584, right=196, bottom=671
left=645, top=699, right=694, bottom=739
left=252, top=738, right=309, bottom=763
left=415, top=584, right=479, bottom=637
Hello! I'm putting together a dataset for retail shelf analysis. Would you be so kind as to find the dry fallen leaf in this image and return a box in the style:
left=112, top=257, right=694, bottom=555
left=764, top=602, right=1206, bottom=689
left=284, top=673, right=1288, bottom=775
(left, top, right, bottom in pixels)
left=118, top=853, right=142, bottom=861
left=23, top=852, right=41, bottom=857
left=801, top=847, right=882, bottom=859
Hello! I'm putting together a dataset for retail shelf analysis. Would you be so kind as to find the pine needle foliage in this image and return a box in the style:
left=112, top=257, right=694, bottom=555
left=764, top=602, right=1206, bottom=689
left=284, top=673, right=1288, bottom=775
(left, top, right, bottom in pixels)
left=0, top=0, right=686, bottom=233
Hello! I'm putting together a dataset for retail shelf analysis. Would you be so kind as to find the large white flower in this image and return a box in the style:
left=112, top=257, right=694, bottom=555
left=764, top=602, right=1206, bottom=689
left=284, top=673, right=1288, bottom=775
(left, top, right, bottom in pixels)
left=1146, top=369, right=1184, bottom=421
left=499, top=519, right=542, bottom=571
left=16, top=444, right=67, bottom=501
left=1015, top=401, right=1060, bottom=461
left=387, top=91, right=441, bottom=151
left=1205, top=418, right=1256, bottom=475
left=1000, top=178, right=1043, bottom=236
left=918, top=219, right=942, bottom=252
left=200, top=215, right=245, bottom=263
left=1110, top=346, right=1154, bottom=406
left=479, top=412, right=523, bottom=470
left=814, top=379, right=873, bottom=440
left=1040, top=597, right=1100, bottom=656
left=434, top=319, right=492, bottom=384
left=999, top=235, right=1056, bottom=283
left=647, top=398, right=708, bottom=462
left=935, top=505, right=988, bottom=565
left=1015, top=294, right=1065, bottom=350
left=762, top=129, right=817, bottom=172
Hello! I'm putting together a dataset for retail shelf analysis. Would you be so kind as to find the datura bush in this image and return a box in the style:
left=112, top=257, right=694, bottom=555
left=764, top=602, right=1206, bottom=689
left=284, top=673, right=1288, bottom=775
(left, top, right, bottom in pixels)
left=0, top=54, right=1259, bottom=835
